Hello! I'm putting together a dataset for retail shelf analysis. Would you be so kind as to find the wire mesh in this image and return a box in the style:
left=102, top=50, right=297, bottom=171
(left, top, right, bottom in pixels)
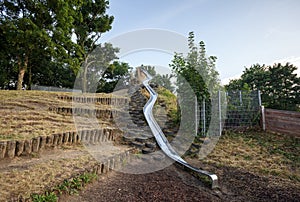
left=197, top=90, right=261, bottom=136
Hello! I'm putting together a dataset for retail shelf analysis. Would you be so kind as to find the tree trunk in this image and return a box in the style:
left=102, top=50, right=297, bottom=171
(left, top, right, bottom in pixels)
left=27, top=66, right=32, bottom=90
left=16, top=56, right=28, bottom=90
left=82, top=56, right=88, bottom=93
left=17, top=68, right=25, bottom=90
left=82, top=66, right=87, bottom=93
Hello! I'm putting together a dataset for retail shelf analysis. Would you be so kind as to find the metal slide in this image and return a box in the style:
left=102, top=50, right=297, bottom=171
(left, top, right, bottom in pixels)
left=141, top=69, right=219, bottom=189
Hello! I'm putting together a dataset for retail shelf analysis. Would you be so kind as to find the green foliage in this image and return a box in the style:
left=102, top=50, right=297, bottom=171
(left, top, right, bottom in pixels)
left=152, top=74, right=175, bottom=92
left=31, top=172, right=98, bottom=201
left=0, top=0, right=113, bottom=90
left=32, top=192, right=57, bottom=202
left=226, top=63, right=300, bottom=111
left=55, top=172, right=98, bottom=195
left=97, top=61, right=132, bottom=93
left=75, top=43, right=120, bottom=92
left=139, top=65, right=175, bottom=92
left=140, top=65, right=156, bottom=76
left=170, top=32, right=222, bottom=136
left=170, top=32, right=221, bottom=97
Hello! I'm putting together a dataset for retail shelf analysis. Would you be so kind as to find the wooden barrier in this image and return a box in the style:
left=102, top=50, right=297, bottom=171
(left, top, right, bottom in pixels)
left=57, top=95, right=129, bottom=106
left=264, top=108, right=300, bottom=136
left=0, top=128, right=122, bottom=160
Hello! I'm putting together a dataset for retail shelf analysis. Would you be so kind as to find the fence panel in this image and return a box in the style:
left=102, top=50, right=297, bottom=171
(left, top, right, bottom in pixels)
left=197, top=90, right=261, bottom=136
left=264, top=109, right=300, bottom=136
left=223, top=90, right=261, bottom=130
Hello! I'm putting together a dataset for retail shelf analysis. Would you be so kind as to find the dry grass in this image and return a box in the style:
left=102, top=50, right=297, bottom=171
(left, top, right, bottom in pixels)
left=202, top=130, right=300, bottom=183
left=0, top=90, right=130, bottom=200
left=0, top=90, right=126, bottom=140
left=0, top=147, right=94, bottom=200
left=0, top=143, right=132, bottom=201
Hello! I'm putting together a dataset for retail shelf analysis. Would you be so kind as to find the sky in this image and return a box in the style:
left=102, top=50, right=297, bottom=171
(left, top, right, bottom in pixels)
left=99, top=0, right=300, bottom=84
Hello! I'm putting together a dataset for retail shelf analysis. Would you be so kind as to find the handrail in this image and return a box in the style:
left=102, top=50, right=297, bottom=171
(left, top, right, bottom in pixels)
left=141, top=69, right=219, bottom=189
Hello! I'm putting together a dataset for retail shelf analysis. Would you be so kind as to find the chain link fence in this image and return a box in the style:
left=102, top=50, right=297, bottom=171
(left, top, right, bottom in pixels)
left=197, top=90, right=261, bottom=136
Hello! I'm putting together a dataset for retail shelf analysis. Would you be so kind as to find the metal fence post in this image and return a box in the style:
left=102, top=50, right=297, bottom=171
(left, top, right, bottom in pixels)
left=218, top=91, right=222, bottom=135
left=202, top=98, right=206, bottom=136
left=258, top=90, right=262, bottom=107
left=239, top=90, right=243, bottom=106
left=261, top=106, right=266, bottom=131
left=195, top=95, right=198, bottom=136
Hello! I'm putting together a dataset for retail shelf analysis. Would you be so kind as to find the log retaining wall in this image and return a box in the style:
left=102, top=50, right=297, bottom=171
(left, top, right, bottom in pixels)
left=58, top=95, right=128, bottom=106
left=0, top=128, right=122, bottom=160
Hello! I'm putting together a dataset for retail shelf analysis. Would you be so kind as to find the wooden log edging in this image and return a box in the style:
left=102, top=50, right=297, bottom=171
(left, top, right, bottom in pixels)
left=57, top=95, right=129, bottom=106
left=0, top=128, right=122, bottom=160
left=49, top=107, right=124, bottom=120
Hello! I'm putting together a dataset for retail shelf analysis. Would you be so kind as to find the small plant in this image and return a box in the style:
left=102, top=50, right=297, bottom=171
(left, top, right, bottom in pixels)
left=32, top=192, right=57, bottom=202
left=79, top=172, right=97, bottom=184
left=56, top=183, right=68, bottom=195
left=53, top=172, right=98, bottom=196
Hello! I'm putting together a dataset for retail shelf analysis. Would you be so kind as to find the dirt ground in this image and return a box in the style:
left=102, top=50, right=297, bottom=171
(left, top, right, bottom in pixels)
left=61, top=159, right=300, bottom=202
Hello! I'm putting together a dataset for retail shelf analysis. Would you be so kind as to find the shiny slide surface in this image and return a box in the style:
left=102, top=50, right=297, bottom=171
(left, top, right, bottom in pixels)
left=141, top=69, right=219, bottom=189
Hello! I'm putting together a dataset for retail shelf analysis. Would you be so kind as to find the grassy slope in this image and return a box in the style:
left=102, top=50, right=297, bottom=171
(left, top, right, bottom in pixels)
left=0, top=90, right=129, bottom=200
left=155, top=86, right=178, bottom=124
left=0, top=90, right=125, bottom=140
left=202, top=130, right=300, bottom=183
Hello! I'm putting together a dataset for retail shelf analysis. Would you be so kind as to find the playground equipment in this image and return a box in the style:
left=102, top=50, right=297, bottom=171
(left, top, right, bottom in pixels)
left=141, top=69, right=219, bottom=189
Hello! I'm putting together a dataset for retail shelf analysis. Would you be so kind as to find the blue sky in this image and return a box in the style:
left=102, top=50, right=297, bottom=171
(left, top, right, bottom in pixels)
left=99, top=0, right=300, bottom=84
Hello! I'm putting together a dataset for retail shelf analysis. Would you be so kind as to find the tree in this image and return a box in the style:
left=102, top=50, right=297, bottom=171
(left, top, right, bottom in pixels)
left=73, top=0, right=114, bottom=92
left=170, top=32, right=221, bottom=98
left=141, top=65, right=156, bottom=76
left=97, top=61, right=132, bottom=93
left=170, top=32, right=222, bottom=136
left=138, top=65, right=174, bottom=92
left=29, top=62, right=76, bottom=89
left=152, top=74, right=174, bottom=92
left=226, top=63, right=300, bottom=111
left=267, top=63, right=300, bottom=110
left=0, top=0, right=113, bottom=90
left=75, top=43, right=119, bottom=92
left=0, top=0, right=78, bottom=90
left=0, top=32, right=18, bottom=89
